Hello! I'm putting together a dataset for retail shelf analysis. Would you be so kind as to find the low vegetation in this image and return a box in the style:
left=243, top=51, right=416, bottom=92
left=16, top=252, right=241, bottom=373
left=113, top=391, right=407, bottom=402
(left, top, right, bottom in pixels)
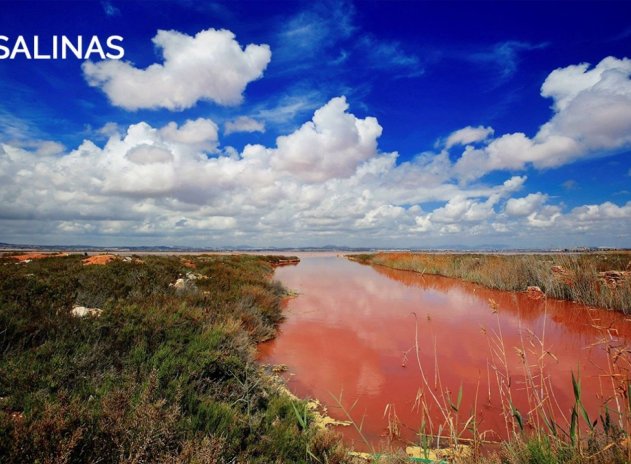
left=0, top=253, right=347, bottom=463
left=350, top=252, right=631, bottom=313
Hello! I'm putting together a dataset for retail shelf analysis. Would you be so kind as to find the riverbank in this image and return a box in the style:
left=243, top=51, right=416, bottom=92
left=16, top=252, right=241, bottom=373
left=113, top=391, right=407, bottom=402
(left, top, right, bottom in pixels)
left=0, top=253, right=348, bottom=463
left=349, top=252, right=631, bottom=312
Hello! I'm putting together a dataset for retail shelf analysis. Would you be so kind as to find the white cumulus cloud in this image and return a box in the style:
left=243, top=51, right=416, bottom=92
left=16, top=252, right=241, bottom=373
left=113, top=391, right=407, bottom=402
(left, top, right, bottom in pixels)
left=505, top=193, right=548, bottom=216
left=83, top=28, right=271, bottom=110
left=1, top=90, right=630, bottom=248
left=270, top=96, right=382, bottom=182
left=452, top=56, right=631, bottom=181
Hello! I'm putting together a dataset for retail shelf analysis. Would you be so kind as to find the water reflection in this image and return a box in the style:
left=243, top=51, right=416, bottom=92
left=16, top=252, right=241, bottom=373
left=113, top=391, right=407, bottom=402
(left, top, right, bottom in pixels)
left=258, top=256, right=630, bottom=450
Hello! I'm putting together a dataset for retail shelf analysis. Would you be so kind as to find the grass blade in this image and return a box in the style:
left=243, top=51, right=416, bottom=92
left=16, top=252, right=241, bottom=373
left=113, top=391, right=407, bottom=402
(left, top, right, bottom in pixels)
left=570, top=405, right=578, bottom=446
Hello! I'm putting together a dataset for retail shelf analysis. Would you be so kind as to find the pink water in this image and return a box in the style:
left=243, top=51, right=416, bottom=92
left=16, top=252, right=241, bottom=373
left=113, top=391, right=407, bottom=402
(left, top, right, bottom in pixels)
left=258, top=255, right=631, bottom=450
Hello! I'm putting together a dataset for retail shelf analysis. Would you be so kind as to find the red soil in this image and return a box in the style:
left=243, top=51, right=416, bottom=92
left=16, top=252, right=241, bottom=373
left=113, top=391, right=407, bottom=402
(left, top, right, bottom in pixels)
left=181, top=259, right=196, bottom=269
left=8, top=252, right=68, bottom=262
left=82, top=254, right=117, bottom=266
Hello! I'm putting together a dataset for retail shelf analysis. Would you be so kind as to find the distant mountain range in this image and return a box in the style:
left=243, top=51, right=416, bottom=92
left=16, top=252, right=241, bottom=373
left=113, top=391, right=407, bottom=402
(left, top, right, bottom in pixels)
left=0, top=241, right=624, bottom=253
left=0, top=242, right=377, bottom=252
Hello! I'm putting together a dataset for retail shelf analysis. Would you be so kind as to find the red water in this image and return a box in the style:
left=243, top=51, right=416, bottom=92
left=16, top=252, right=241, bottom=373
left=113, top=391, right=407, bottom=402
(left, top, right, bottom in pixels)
left=258, top=255, right=631, bottom=451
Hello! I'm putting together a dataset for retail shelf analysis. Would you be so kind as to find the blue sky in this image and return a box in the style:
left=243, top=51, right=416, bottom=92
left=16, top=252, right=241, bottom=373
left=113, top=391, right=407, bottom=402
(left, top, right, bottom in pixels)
left=0, top=0, right=630, bottom=248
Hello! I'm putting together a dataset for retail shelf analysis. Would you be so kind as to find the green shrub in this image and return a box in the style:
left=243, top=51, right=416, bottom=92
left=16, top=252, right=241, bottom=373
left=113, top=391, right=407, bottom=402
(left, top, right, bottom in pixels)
left=0, top=254, right=345, bottom=463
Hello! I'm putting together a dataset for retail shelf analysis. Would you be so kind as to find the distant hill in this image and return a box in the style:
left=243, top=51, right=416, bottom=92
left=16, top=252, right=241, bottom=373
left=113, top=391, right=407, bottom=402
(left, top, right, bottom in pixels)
left=0, top=241, right=626, bottom=253
left=0, top=242, right=379, bottom=253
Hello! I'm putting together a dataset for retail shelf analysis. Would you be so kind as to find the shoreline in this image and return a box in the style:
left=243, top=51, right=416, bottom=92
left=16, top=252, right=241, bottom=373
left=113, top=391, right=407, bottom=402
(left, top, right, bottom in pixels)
left=348, top=252, right=631, bottom=312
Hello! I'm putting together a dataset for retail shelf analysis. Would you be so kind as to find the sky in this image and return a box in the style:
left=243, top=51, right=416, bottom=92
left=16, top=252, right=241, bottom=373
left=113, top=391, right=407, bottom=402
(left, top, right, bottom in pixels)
left=0, top=0, right=630, bottom=249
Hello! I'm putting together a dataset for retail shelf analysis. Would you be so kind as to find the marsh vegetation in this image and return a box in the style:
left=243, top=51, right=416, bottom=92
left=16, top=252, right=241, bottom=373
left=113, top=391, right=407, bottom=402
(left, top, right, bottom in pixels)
left=0, top=253, right=346, bottom=463
left=350, top=252, right=631, bottom=313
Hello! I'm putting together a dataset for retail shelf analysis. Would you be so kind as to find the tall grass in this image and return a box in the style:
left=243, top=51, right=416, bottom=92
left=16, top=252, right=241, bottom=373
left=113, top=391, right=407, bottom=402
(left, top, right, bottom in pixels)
left=478, top=298, right=631, bottom=464
left=350, top=252, right=631, bottom=313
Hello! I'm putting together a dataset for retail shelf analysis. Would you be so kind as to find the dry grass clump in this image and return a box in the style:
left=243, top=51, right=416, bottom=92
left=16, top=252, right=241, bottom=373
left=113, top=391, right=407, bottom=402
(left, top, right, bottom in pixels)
left=351, top=252, right=631, bottom=312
